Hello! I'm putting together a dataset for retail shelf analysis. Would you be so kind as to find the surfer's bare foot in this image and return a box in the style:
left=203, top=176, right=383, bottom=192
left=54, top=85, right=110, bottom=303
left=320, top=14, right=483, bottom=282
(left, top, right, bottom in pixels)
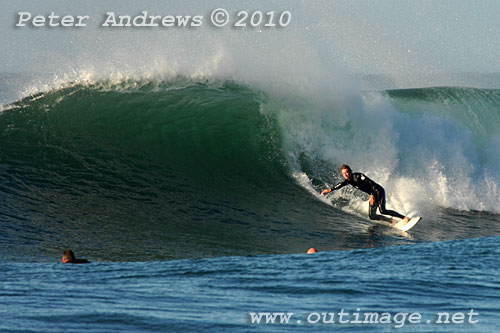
left=402, top=217, right=410, bottom=225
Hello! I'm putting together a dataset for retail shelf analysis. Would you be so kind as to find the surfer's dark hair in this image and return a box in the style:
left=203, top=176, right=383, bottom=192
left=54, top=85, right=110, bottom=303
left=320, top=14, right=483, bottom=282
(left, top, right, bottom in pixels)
left=62, top=249, right=75, bottom=261
left=340, top=164, right=351, bottom=172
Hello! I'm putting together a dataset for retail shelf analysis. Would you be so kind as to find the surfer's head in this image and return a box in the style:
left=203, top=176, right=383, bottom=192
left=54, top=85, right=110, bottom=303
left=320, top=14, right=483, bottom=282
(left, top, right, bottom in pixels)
left=62, top=249, right=75, bottom=263
left=341, top=164, right=352, bottom=180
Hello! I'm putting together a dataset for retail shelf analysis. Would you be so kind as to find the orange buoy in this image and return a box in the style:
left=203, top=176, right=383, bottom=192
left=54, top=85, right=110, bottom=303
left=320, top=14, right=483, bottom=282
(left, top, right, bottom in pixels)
left=307, top=248, right=317, bottom=254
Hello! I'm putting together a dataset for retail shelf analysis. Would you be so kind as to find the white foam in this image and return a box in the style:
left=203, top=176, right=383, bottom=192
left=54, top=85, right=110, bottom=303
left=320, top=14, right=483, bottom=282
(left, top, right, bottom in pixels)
left=283, top=87, right=500, bottom=215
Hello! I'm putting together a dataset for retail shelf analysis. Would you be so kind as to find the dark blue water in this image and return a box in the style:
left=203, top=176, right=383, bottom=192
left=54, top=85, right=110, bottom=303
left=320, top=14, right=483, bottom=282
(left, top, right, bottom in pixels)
left=1, top=236, right=498, bottom=332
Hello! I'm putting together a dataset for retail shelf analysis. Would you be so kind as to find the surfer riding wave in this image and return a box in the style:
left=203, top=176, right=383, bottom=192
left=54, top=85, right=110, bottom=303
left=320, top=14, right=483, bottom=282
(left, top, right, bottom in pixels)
left=322, top=165, right=410, bottom=226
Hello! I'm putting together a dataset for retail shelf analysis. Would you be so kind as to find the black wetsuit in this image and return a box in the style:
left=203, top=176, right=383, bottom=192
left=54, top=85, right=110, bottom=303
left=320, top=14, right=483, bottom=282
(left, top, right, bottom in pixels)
left=64, top=258, right=90, bottom=264
left=331, top=173, right=405, bottom=222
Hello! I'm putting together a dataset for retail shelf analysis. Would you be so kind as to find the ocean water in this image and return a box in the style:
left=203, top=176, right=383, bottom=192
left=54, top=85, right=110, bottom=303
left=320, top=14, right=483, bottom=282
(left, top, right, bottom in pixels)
left=0, top=237, right=498, bottom=332
left=1, top=74, right=499, bottom=332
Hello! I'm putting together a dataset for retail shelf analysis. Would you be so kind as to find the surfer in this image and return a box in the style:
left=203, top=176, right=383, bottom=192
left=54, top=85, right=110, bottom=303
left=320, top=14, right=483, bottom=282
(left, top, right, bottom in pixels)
left=321, top=165, right=410, bottom=226
left=62, top=249, right=90, bottom=264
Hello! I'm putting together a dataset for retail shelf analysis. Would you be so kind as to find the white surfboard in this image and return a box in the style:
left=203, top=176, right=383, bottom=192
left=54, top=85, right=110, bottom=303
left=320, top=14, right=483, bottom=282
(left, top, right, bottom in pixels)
left=393, top=217, right=421, bottom=232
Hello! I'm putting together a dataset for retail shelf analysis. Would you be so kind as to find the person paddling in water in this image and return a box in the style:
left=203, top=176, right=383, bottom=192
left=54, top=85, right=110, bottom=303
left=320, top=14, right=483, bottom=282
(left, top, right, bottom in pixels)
left=62, top=249, right=90, bottom=264
left=321, top=164, right=410, bottom=226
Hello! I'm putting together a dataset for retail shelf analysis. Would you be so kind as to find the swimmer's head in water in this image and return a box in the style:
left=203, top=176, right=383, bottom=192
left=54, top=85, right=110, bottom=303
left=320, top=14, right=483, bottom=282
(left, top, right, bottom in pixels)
left=62, top=249, right=90, bottom=264
left=62, top=249, right=75, bottom=263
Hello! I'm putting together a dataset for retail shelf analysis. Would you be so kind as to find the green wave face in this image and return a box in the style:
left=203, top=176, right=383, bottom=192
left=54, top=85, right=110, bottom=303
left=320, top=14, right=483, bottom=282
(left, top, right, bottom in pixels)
left=0, top=80, right=288, bottom=193
left=386, top=87, right=500, bottom=140
left=0, top=79, right=310, bottom=261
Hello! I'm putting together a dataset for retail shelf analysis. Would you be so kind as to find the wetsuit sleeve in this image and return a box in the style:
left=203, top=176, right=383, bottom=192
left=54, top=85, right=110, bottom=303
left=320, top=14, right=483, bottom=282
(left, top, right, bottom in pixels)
left=332, top=180, right=349, bottom=191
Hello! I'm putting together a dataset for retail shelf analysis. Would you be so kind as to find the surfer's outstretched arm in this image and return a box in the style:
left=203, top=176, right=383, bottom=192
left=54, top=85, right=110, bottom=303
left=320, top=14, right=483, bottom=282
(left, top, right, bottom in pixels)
left=321, top=180, right=348, bottom=195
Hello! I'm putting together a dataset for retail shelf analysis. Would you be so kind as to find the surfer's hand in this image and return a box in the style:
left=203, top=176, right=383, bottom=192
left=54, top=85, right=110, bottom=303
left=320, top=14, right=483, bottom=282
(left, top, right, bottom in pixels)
left=369, top=194, right=375, bottom=205
left=321, top=189, right=331, bottom=195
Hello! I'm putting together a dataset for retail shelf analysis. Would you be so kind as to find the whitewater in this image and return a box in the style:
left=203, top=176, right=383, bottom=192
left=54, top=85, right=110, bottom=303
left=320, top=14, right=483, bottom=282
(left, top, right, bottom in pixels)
left=1, top=1, right=500, bottom=332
